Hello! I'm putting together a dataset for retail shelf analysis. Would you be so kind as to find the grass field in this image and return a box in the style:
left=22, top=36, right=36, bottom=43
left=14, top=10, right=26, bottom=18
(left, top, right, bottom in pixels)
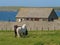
left=0, top=30, right=60, bottom=45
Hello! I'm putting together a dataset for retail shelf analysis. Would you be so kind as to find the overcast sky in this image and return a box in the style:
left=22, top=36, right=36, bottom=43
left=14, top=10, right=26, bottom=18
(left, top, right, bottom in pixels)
left=0, top=0, right=60, bottom=7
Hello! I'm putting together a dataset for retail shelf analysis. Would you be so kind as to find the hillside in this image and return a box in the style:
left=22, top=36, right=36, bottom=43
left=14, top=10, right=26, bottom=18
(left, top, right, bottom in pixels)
left=0, top=6, right=19, bottom=11
left=0, top=6, right=60, bottom=11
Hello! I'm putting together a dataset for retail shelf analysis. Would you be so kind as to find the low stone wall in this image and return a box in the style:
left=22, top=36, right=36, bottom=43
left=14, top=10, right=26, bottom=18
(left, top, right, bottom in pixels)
left=0, top=21, right=60, bottom=30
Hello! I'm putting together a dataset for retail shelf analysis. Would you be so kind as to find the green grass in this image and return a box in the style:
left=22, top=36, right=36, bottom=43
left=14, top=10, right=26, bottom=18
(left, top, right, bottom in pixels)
left=0, top=30, right=60, bottom=45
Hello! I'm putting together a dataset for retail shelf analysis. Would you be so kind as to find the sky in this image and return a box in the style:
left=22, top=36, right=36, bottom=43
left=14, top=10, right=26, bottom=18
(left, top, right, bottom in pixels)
left=0, top=0, right=60, bottom=7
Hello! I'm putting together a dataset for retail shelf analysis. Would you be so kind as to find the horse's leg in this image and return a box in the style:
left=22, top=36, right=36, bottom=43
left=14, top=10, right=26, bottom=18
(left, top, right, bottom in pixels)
left=15, top=30, right=17, bottom=37
left=17, top=29, right=20, bottom=37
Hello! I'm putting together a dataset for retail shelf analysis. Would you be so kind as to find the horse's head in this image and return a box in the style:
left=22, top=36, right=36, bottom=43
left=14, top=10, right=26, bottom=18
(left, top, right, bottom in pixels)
left=22, top=24, right=26, bottom=29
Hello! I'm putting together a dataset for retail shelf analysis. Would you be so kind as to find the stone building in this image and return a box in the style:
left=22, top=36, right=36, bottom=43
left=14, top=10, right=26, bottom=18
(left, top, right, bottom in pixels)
left=16, top=8, right=58, bottom=22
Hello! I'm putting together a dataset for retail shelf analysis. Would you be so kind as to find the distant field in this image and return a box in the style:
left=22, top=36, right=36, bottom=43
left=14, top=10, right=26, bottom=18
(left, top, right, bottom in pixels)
left=0, top=30, right=60, bottom=45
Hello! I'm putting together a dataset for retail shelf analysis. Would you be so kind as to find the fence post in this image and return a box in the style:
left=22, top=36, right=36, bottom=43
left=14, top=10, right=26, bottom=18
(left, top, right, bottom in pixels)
left=54, top=26, right=55, bottom=31
left=30, top=27, right=31, bottom=31
left=36, top=27, right=38, bottom=31
left=48, top=27, right=49, bottom=31
left=1, top=28, right=3, bottom=31
left=42, top=26, right=43, bottom=31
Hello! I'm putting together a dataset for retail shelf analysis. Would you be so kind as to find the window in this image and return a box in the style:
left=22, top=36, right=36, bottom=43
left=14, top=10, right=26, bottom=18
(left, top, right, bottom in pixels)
left=51, top=18, right=54, bottom=21
left=31, top=18, right=33, bottom=21
left=35, top=18, right=39, bottom=21
left=26, top=18, right=29, bottom=20
left=25, top=18, right=40, bottom=21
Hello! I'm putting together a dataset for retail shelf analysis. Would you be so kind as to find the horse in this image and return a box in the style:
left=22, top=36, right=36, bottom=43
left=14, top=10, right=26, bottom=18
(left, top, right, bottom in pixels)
left=16, top=24, right=28, bottom=37
left=14, top=25, right=18, bottom=37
